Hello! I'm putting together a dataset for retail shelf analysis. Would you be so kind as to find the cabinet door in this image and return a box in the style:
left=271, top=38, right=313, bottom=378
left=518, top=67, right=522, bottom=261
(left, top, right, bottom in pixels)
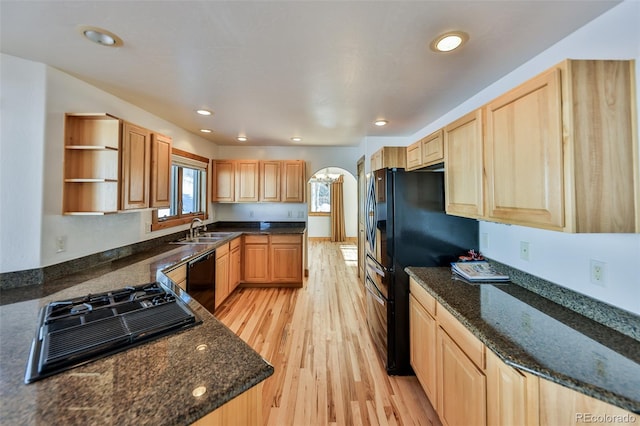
left=260, top=161, right=281, bottom=202
left=406, top=140, right=422, bottom=171
left=485, top=67, right=564, bottom=229
left=409, top=295, right=437, bottom=406
left=437, top=328, right=487, bottom=426
left=215, top=252, right=230, bottom=309
left=236, top=160, right=259, bottom=202
left=422, top=129, right=444, bottom=166
left=270, top=241, right=302, bottom=283
left=212, top=160, right=235, bottom=202
left=486, top=350, right=539, bottom=426
left=121, top=122, right=151, bottom=210
left=150, top=133, right=172, bottom=208
left=444, top=110, right=484, bottom=218
left=539, top=378, right=635, bottom=426
left=229, top=245, right=241, bottom=293
left=281, top=160, right=305, bottom=202
left=244, top=243, right=270, bottom=283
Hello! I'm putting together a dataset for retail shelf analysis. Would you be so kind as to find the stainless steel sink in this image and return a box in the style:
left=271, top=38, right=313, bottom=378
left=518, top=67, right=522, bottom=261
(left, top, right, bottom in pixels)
left=171, top=232, right=236, bottom=245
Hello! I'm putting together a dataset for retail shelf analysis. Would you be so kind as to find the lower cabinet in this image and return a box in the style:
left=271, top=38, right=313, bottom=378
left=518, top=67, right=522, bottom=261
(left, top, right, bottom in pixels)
left=215, top=243, right=230, bottom=309
left=437, top=324, right=487, bottom=426
left=165, top=264, right=187, bottom=291
left=229, top=237, right=242, bottom=293
left=409, top=293, right=437, bottom=405
left=486, top=349, right=539, bottom=426
left=191, top=381, right=263, bottom=426
left=243, top=234, right=303, bottom=286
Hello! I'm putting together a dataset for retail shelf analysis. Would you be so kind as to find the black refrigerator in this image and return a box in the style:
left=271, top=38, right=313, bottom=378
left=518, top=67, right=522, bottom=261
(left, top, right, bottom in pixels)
left=365, top=167, right=478, bottom=375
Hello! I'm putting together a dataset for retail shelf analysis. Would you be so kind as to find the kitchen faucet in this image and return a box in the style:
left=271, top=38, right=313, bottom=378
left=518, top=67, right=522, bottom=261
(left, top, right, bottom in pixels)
left=189, top=218, right=205, bottom=240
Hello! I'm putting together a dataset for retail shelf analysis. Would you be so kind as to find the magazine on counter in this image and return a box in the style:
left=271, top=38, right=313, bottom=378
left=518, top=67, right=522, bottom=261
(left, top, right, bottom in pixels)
left=450, top=261, right=510, bottom=282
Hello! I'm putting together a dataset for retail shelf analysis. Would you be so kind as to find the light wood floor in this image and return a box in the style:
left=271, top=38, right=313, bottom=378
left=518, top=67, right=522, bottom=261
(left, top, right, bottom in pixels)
left=215, top=241, right=441, bottom=426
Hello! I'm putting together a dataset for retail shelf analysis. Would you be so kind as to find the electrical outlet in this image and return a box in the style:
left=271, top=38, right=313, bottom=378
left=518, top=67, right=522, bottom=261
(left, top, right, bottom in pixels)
left=481, top=233, right=488, bottom=249
left=249, top=211, right=254, bottom=218
left=145, top=222, right=151, bottom=233
left=519, top=241, right=530, bottom=261
left=590, top=259, right=606, bottom=287
left=288, top=210, right=292, bottom=218
left=56, top=236, right=67, bottom=253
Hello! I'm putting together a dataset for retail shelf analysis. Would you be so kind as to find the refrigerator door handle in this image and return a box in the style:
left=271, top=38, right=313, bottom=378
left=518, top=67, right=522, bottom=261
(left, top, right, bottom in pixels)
left=365, top=276, right=386, bottom=306
left=366, top=254, right=386, bottom=277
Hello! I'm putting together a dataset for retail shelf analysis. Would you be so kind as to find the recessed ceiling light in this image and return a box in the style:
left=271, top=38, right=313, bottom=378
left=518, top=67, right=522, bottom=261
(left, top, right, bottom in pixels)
left=196, top=109, right=213, bottom=116
left=430, top=31, right=469, bottom=53
left=78, top=26, right=123, bottom=47
left=291, top=137, right=303, bottom=142
left=374, top=120, right=388, bottom=127
left=236, top=136, right=248, bottom=142
left=200, top=129, right=212, bottom=133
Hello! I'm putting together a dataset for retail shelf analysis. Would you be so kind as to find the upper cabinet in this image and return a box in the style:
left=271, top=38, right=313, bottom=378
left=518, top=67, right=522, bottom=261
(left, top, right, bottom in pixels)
left=212, top=159, right=305, bottom=203
left=444, top=109, right=484, bottom=219
left=281, top=160, right=305, bottom=203
left=150, top=133, right=172, bottom=208
left=484, top=60, right=638, bottom=233
left=371, top=147, right=406, bottom=171
left=444, top=59, right=638, bottom=233
left=63, top=113, right=121, bottom=215
left=406, top=129, right=444, bottom=171
left=63, top=113, right=171, bottom=215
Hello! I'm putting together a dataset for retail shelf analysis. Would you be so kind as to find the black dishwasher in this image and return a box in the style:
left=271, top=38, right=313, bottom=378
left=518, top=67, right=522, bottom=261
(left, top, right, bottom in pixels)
left=187, top=251, right=216, bottom=313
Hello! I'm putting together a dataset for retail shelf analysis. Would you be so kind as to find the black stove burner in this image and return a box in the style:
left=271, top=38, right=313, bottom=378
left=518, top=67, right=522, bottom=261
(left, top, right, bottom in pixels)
left=25, top=282, right=200, bottom=384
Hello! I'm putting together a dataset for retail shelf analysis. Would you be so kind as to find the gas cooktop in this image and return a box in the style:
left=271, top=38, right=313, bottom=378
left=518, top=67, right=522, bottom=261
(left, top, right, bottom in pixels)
left=25, top=282, right=200, bottom=383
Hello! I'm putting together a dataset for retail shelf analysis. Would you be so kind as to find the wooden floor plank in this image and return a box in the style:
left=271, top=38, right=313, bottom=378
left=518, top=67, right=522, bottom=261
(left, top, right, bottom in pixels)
left=216, top=241, right=441, bottom=426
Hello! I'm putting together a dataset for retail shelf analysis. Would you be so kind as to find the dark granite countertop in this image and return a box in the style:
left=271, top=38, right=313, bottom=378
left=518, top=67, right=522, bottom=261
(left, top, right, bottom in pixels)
left=406, top=267, right=640, bottom=414
left=208, top=221, right=306, bottom=235
left=0, top=244, right=274, bottom=425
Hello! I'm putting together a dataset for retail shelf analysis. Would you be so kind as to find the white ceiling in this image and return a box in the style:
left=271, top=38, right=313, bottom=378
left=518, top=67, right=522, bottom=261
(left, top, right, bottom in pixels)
left=0, top=0, right=621, bottom=147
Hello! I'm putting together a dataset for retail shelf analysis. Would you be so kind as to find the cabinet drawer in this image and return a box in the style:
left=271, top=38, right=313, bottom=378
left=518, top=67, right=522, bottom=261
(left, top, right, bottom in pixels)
left=438, top=303, right=485, bottom=370
left=244, top=234, right=269, bottom=244
left=164, top=265, right=187, bottom=290
left=409, top=277, right=436, bottom=317
left=230, top=237, right=241, bottom=251
left=216, top=242, right=229, bottom=258
left=271, top=234, right=301, bottom=244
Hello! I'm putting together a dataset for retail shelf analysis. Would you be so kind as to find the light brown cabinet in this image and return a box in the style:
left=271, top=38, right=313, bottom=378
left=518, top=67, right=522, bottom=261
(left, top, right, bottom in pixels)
left=150, top=133, right=172, bottom=208
left=215, top=242, right=230, bottom=309
left=121, top=122, right=151, bottom=210
left=409, top=293, right=438, bottom=405
left=486, top=349, right=539, bottom=426
left=229, top=237, right=242, bottom=293
left=444, top=109, right=484, bottom=219
left=485, top=59, right=638, bottom=232
left=370, top=147, right=406, bottom=171
left=212, top=160, right=235, bottom=202
left=270, top=234, right=303, bottom=283
left=539, top=378, right=635, bottom=426
left=281, top=160, right=305, bottom=202
left=192, top=382, right=263, bottom=426
left=235, top=160, right=260, bottom=202
left=213, top=159, right=305, bottom=203
left=260, top=161, right=281, bottom=202
left=406, top=129, right=444, bottom=171
left=242, top=234, right=303, bottom=286
left=164, top=264, right=187, bottom=291
left=63, top=113, right=121, bottom=215
left=243, top=235, right=270, bottom=283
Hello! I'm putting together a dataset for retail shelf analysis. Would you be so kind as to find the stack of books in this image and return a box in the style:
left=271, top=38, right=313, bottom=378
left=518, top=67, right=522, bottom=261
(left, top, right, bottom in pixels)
left=451, top=261, right=510, bottom=284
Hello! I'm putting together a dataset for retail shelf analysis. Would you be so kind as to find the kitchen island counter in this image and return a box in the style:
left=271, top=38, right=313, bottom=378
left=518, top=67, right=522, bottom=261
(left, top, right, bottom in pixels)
left=0, top=244, right=273, bottom=425
left=406, top=266, right=640, bottom=414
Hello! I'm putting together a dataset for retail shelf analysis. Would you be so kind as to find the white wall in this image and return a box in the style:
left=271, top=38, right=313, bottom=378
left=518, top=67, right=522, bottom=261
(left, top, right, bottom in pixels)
left=0, top=54, right=218, bottom=272
left=406, top=1, right=640, bottom=315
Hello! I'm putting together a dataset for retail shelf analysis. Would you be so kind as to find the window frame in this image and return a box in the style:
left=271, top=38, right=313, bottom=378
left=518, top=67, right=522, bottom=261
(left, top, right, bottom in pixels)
left=151, top=148, right=209, bottom=231
left=308, top=180, right=332, bottom=216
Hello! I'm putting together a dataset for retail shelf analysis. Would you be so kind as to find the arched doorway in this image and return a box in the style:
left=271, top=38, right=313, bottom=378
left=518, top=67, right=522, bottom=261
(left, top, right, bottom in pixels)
left=307, top=166, right=357, bottom=241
